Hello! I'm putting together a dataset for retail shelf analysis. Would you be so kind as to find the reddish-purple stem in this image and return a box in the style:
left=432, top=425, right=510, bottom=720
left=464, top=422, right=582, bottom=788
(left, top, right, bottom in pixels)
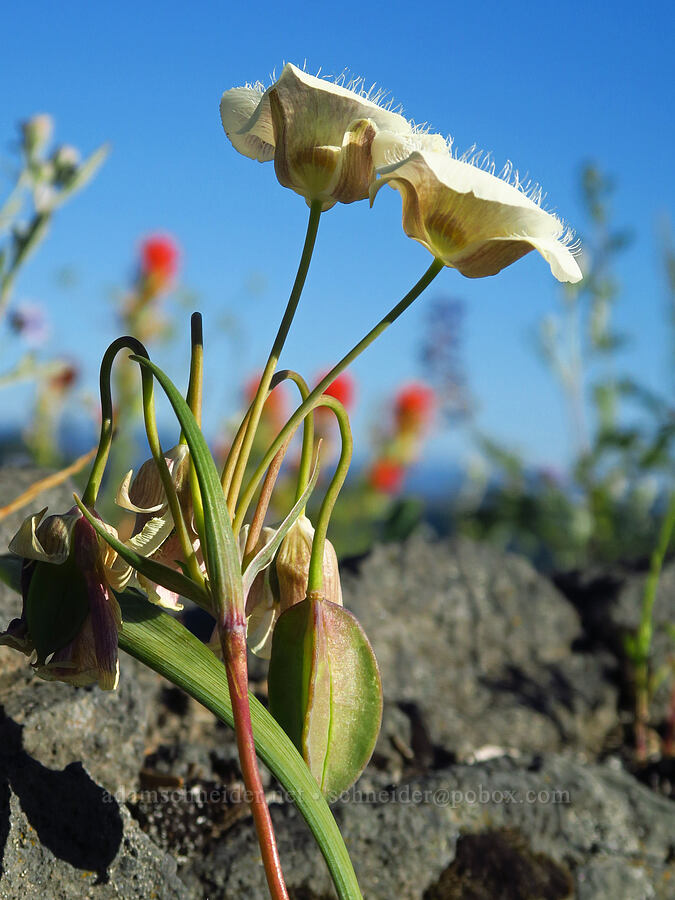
left=220, top=622, right=288, bottom=899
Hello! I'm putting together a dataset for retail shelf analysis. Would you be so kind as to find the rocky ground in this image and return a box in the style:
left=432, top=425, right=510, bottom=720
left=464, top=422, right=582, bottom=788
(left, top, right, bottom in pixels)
left=0, top=466, right=674, bottom=899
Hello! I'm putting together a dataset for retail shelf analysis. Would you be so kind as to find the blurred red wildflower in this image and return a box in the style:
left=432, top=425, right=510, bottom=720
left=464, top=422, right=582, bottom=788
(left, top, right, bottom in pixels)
left=140, top=235, right=179, bottom=287
left=369, top=459, right=405, bottom=494
left=48, top=361, right=79, bottom=394
left=394, top=382, right=435, bottom=433
left=244, top=373, right=288, bottom=425
left=316, top=370, right=355, bottom=410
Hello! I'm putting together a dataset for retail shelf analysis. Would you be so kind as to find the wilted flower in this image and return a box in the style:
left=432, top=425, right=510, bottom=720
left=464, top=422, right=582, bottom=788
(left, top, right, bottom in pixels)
left=394, top=382, right=435, bottom=433
left=116, top=443, right=196, bottom=610
left=1, top=506, right=131, bottom=690
left=371, top=138, right=582, bottom=283
left=220, top=63, right=413, bottom=210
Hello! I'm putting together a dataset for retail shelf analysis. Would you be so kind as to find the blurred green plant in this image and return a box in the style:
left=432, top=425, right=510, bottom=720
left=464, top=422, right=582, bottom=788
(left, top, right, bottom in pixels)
left=0, top=115, right=107, bottom=466
left=454, top=164, right=675, bottom=571
left=624, top=490, right=675, bottom=761
left=102, top=234, right=182, bottom=517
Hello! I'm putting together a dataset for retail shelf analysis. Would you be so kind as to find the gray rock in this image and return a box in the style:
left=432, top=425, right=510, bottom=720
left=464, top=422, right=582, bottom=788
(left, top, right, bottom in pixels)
left=0, top=786, right=187, bottom=899
left=182, top=755, right=675, bottom=899
left=341, top=534, right=619, bottom=763
left=0, top=467, right=149, bottom=795
left=0, top=669, right=146, bottom=796
left=0, top=467, right=188, bottom=897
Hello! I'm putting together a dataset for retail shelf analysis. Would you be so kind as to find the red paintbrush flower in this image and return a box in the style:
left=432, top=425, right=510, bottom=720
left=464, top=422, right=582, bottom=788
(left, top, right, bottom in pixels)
left=368, top=458, right=405, bottom=494
left=394, top=382, right=435, bottom=433
left=140, top=234, right=179, bottom=288
left=316, top=370, right=356, bottom=411
left=244, top=373, right=288, bottom=425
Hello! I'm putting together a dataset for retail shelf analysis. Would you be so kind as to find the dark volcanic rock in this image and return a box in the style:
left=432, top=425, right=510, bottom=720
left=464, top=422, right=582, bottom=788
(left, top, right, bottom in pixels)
left=0, top=467, right=149, bottom=795
left=0, top=785, right=187, bottom=899
left=181, top=755, right=675, bottom=899
left=0, top=467, right=186, bottom=897
left=341, top=534, right=619, bottom=763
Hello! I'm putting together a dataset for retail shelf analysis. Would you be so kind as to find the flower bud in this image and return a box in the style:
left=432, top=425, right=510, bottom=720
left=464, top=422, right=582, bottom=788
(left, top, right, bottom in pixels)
left=275, top=515, right=342, bottom=614
left=21, top=114, right=53, bottom=156
left=52, top=144, right=81, bottom=185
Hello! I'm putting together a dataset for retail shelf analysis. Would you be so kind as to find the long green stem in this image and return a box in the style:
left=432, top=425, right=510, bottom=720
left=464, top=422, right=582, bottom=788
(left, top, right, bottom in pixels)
left=185, top=314, right=206, bottom=547
left=306, top=396, right=352, bottom=595
left=225, top=201, right=322, bottom=517
left=234, top=259, right=444, bottom=529
left=281, top=370, right=314, bottom=504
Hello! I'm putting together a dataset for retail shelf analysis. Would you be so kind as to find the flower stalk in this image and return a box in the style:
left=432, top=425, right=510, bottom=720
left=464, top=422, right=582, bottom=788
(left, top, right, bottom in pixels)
left=234, top=258, right=443, bottom=529
left=220, top=623, right=289, bottom=899
left=225, top=200, right=322, bottom=520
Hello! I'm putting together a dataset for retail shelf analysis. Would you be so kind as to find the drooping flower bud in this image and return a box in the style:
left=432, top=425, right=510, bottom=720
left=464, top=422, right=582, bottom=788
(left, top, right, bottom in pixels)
left=275, top=515, right=342, bottom=614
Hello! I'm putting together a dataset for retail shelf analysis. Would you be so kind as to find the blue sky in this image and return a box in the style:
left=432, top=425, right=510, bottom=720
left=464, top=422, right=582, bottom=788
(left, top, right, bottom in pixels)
left=2, top=0, right=674, bottom=472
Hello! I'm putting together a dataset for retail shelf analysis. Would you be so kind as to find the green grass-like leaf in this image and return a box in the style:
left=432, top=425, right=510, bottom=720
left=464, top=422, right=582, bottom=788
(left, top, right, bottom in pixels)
left=130, top=354, right=243, bottom=622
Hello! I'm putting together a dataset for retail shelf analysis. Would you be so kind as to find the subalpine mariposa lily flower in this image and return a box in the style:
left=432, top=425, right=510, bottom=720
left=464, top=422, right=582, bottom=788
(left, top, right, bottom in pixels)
left=370, top=135, right=583, bottom=283
left=220, top=63, right=413, bottom=210
left=2, top=505, right=131, bottom=690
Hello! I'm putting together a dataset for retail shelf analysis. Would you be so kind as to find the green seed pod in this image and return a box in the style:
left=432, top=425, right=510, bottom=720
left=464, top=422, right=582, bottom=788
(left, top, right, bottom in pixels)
left=268, top=594, right=382, bottom=797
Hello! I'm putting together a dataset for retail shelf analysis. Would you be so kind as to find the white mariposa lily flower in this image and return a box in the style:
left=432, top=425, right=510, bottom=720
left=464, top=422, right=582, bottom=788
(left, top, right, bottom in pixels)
left=371, top=136, right=582, bottom=283
left=220, top=63, right=413, bottom=210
